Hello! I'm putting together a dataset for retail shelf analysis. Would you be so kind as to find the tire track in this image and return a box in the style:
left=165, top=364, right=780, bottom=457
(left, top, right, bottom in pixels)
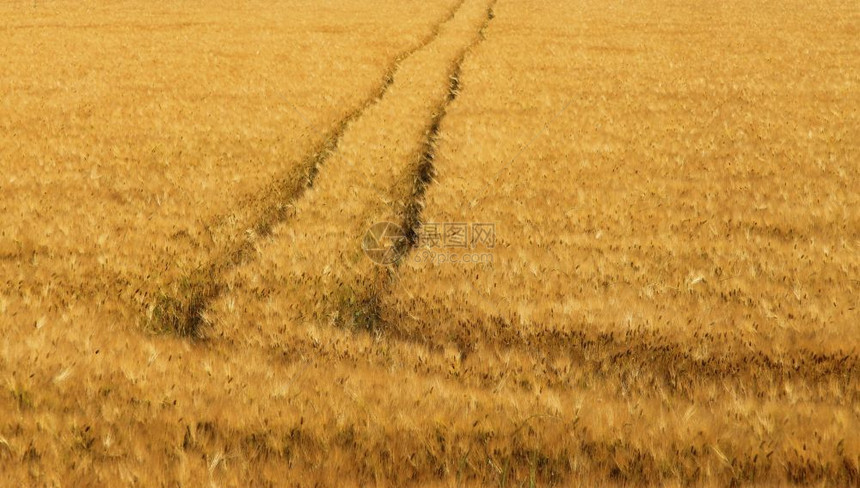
left=375, top=303, right=857, bottom=398
left=203, top=0, right=497, bottom=341
left=398, top=7, right=495, bottom=254
left=339, top=3, right=497, bottom=332
left=144, top=0, right=468, bottom=337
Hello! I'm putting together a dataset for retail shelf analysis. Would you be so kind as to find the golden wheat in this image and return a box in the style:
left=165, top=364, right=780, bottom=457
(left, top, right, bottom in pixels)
left=0, top=0, right=857, bottom=485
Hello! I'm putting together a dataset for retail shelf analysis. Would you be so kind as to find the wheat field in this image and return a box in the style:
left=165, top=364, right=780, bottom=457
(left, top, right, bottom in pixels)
left=0, top=0, right=858, bottom=485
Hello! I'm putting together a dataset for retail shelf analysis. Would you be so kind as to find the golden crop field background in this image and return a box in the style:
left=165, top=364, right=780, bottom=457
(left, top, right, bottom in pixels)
left=0, top=0, right=857, bottom=485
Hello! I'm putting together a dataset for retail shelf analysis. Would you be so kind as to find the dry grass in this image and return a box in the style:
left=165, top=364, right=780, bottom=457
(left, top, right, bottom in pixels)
left=1, top=0, right=858, bottom=485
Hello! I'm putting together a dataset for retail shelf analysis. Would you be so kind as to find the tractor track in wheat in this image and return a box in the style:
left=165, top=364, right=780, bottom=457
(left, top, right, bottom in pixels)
left=343, top=2, right=497, bottom=333
left=144, top=0, right=468, bottom=337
